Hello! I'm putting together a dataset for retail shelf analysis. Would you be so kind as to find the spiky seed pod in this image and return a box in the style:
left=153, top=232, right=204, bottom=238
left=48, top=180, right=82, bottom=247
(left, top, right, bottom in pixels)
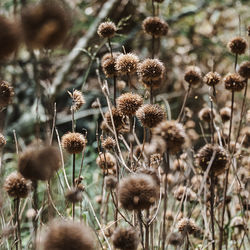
left=198, top=107, right=215, bottom=123
left=101, top=52, right=121, bottom=78
left=115, top=53, right=139, bottom=75
left=220, top=107, right=231, bottom=122
left=104, top=107, right=124, bottom=131
left=112, top=227, right=139, bottom=250
left=184, top=66, right=202, bottom=86
left=0, top=133, right=6, bottom=149
left=136, top=104, right=166, bottom=128
left=227, top=37, right=247, bottom=55
left=97, top=21, right=116, bottom=38
left=69, top=90, right=85, bottom=111
left=42, top=220, right=95, bottom=250
left=0, top=16, right=20, bottom=58
left=4, top=172, right=30, bottom=198
left=173, top=186, right=197, bottom=202
left=18, top=145, right=61, bottom=181
left=169, top=232, right=183, bottom=246
left=0, top=81, right=14, bottom=108
left=61, top=132, right=86, bottom=154
left=177, top=218, right=199, bottom=235
left=136, top=168, right=160, bottom=186
left=224, top=73, right=245, bottom=92
left=240, top=127, right=250, bottom=148
left=195, top=144, right=228, bottom=175
left=138, top=59, right=165, bottom=81
left=96, top=152, right=116, bottom=170
left=152, top=120, right=187, bottom=154
left=117, top=93, right=143, bottom=116
left=142, top=17, right=168, bottom=37
left=102, top=137, right=116, bottom=150
left=118, top=174, right=159, bottom=211
left=105, top=175, right=117, bottom=189
left=203, top=71, right=221, bottom=86
left=238, top=61, right=250, bottom=79
left=65, top=188, right=82, bottom=203
left=150, top=153, right=162, bottom=168
left=21, top=0, right=71, bottom=49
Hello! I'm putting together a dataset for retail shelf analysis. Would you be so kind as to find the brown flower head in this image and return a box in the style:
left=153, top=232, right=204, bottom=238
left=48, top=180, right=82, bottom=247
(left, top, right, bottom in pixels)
left=136, top=168, right=160, bottom=186
left=42, top=220, right=95, bottom=250
left=238, top=61, right=250, bottom=79
left=142, top=17, right=168, bottom=37
left=69, top=90, right=85, bottom=111
left=101, top=52, right=121, bottom=78
left=102, top=137, right=116, bottom=150
left=118, top=174, right=159, bottom=211
left=184, top=66, right=202, bottom=86
left=0, top=81, right=14, bottom=108
left=61, top=132, right=86, bottom=154
left=4, top=172, right=30, bottom=198
left=136, top=104, right=166, bottom=128
left=112, top=227, right=139, bottom=250
left=97, top=21, right=116, bottom=38
left=21, top=0, right=71, bottom=49
left=105, top=175, right=117, bottom=189
left=195, top=144, right=228, bottom=175
left=169, top=232, right=183, bottom=246
left=0, top=16, right=20, bottom=59
left=224, top=73, right=245, bottom=92
left=104, top=107, right=124, bottom=131
left=152, top=120, right=187, bottom=154
left=0, top=133, right=6, bottom=149
left=203, top=71, right=221, bottom=86
left=228, top=37, right=247, bottom=55
left=117, top=92, right=143, bottom=116
left=239, top=126, right=250, bottom=148
left=177, top=218, right=199, bottom=235
left=115, top=53, right=139, bottom=75
left=96, top=152, right=116, bottom=170
left=198, top=107, right=216, bottom=123
left=65, top=188, right=83, bottom=203
left=220, top=107, right=231, bottom=122
left=18, top=145, right=61, bottom=181
left=138, top=59, right=165, bottom=81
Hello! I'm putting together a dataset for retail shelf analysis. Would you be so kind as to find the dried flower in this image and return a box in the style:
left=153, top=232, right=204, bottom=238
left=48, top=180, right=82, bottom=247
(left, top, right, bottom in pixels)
left=142, top=17, right=168, bottom=37
left=61, top=132, right=86, bottom=154
left=97, top=21, right=116, bottom=38
left=228, top=37, right=247, bottom=55
left=203, top=72, right=221, bottom=86
left=220, top=107, right=231, bottom=122
left=198, top=107, right=215, bottom=123
left=101, top=52, right=121, bottom=78
left=105, top=175, right=117, bottom=189
left=96, top=152, right=116, bottom=170
left=224, top=73, right=245, bottom=92
left=102, top=137, right=116, bottom=150
left=69, top=90, right=85, bottom=111
left=137, top=168, right=160, bottom=186
left=0, top=133, right=6, bottom=149
left=112, top=227, right=139, bottom=250
left=117, top=92, right=143, bottom=116
left=0, top=81, right=14, bottom=108
left=104, top=107, right=125, bottom=132
left=169, top=232, right=183, bottom=246
left=115, top=53, right=139, bottom=75
left=238, top=61, right=250, bottom=79
left=172, top=159, right=187, bottom=172
left=239, top=126, right=250, bottom=148
left=136, top=104, right=166, bottom=128
left=150, top=153, right=162, bottom=168
left=65, top=188, right=83, bottom=203
left=174, top=186, right=197, bottom=202
left=177, top=218, right=199, bottom=235
left=42, top=220, right=95, bottom=250
left=184, top=66, right=202, bottom=86
left=4, top=172, right=30, bottom=198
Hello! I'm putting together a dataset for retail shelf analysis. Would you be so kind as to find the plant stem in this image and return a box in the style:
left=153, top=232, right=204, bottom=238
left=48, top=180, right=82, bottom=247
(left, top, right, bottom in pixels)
left=145, top=210, right=150, bottom=250
left=138, top=211, right=145, bottom=250
left=210, top=173, right=215, bottom=250
left=152, top=35, right=155, bottom=59
left=32, top=180, right=38, bottom=249
left=150, top=85, right=153, bottom=104
left=72, top=153, right=76, bottom=219
left=178, top=84, right=191, bottom=122
left=228, top=91, right=234, bottom=152
left=113, top=75, right=117, bottom=106
left=210, top=99, right=215, bottom=145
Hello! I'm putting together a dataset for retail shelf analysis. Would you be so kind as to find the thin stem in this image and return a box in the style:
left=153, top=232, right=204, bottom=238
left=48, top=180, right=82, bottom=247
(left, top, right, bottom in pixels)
left=138, top=211, right=145, bottom=250
left=150, top=85, right=153, bottom=104
left=228, top=91, right=234, bottom=152
left=210, top=99, right=215, bottom=145
left=113, top=75, right=117, bottom=107
left=32, top=180, right=38, bottom=249
left=108, top=38, right=113, bottom=57
left=152, top=35, right=155, bottom=59
left=234, top=53, right=238, bottom=72
left=210, top=173, right=215, bottom=250
left=72, top=153, right=76, bottom=219
left=152, top=0, right=155, bottom=16
left=178, top=84, right=191, bottom=122
left=145, top=210, right=150, bottom=250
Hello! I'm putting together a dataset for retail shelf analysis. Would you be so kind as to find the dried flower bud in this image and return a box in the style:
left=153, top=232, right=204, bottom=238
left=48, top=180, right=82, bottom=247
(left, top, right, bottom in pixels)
left=150, top=153, right=162, bottom=168
left=105, top=175, right=117, bottom=189
left=0, top=81, right=14, bottom=108
left=115, top=53, right=139, bottom=75
left=203, top=71, right=221, bottom=86
left=220, top=107, right=231, bottom=122
left=65, top=188, right=83, bottom=203
left=61, top=132, right=86, bottom=154
left=102, top=137, right=116, bottom=150
left=101, top=52, right=121, bottom=78
left=228, top=37, right=247, bottom=55
left=238, top=61, right=250, bottom=79
left=96, top=152, right=116, bottom=170
left=177, top=218, right=199, bottom=235
left=142, top=17, right=168, bottom=37
left=198, top=107, right=215, bottom=123
left=184, top=66, right=202, bottom=86
left=104, top=107, right=125, bottom=131
left=69, top=90, right=85, bottom=111
left=169, top=232, right=183, bottom=246
left=224, top=73, right=245, bottom=92
left=0, top=133, right=6, bottom=149
left=97, top=21, right=116, bottom=38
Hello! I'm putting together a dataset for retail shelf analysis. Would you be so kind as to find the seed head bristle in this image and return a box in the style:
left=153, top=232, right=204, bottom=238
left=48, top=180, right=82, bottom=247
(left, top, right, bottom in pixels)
left=61, top=132, right=87, bottom=154
left=227, top=37, right=247, bottom=55
left=115, top=53, right=139, bottom=75
left=142, top=17, right=168, bottom=37
left=97, top=21, right=117, bottom=38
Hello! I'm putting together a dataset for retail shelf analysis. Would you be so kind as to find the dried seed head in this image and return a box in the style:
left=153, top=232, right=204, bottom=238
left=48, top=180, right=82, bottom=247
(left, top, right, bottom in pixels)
left=198, top=107, right=215, bottom=123
left=117, top=92, right=143, bottom=116
left=173, top=186, right=197, bottom=202
left=4, top=172, right=30, bottom=198
left=191, top=175, right=203, bottom=192
left=220, top=107, right=231, bottom=122
left=137, top=168, right=160, bottom=186
left=0, top=16, right=20, bottom=58
left=69, top=90, right=85, bottom=111
left=117, top=80, right=126, bottom=90
left=136, top=104, right=166, bottom=128
left=21, top=0, right=71, bottom=49
left=177, top=218, right=199, bottom=235
left=228, top=37, right=247, bottom=55
left=150, top=153, right=162, bottom=168
left=112, top=227, right=139, bottom=250
left=152, top=120, right=187, bottom=154
left=195, top=144, right=228, bottom=175
left=97, top=21, right=116, bottom=38
left=104, top=107, right=124, bottom=131
left=115, top=53, right=139, bottom=75
left=238, top=61, right=250, bottom=79
left=239, top=126, right=250, bottom=148
left=224, top=73, right=245, bottom=92
left=138, top=59, right=165, bottom=81
left=65, top=187, right=83, bottom=203
left=169, top=232, right=183, bottom=246
left=0, top=133, right=6, bottom=149
left=142, top=17, right=168, bottom=37
left=96, top=152, right=116, bottom=170
left=42, top=220, right=95, bottom=250
left=172, top=159, right=187, bottom=172
left=203, top=71, right=221, bottom=86
left=61, top=132, right=86, bottom=154
left=184, top=66, right=202, bottom=86
left=118, top=174, right=159, bottom=210
left=105, top=175, right=117, bottom=189
left=102, top=137, right=116, bottom=150
left=101, top=52, right=121, bottom=78
left=18, top=145, right=61, bottom=181
left=0, top=81, right=14, bottom=108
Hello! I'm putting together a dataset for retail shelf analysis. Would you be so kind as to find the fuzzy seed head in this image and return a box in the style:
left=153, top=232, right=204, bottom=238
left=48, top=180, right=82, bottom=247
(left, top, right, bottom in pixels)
left=112, top=227, right=139, bottom=250
left=4, top=172, right=30, bottom=198
left=224, top=73, right=245, bottom=92
left=203, top=71, right=221, bottom=86
left=142, top=17, right=168, bottom=37
left=195, top=144, right=228, bottom=175
left=169, top=232, right=183, bottom=246
left=238, top=61, right=250, bottom=79
left=96, top=152, right=116, bottom=170
left=101, top=52, right=121, bottom=78
left=177, top=218, right=199, bottom=235
left=0, top=81, right=14, bottom=108
left=115, top=53, right=139, bottom=75
left=0, top=133, right=6, bottom=149
left=97, top=21, right=116, bottom=38
left=198, top=107, right=215, bottom=123
left=61, top=132, right=86, bottom=154
left=117, top=92, right=143, bottom=116
left=118, top=174, right=159, bottom=211
left=184, top=66, right=202, bottom=85
left=69, top=90, right=85, bottom=111
left=104, top=107, right=124, bottom=131
left=136, top=168, right=160, bottom=186
left=42, top=220, right=95, bottom=250
left=136, top=104, right=166, bottom=128
left=65, top=188, right=83, bottom=203
left=220, top=107, right=231, bottom=122
left=228, top=37, right=247, bottom=55
left=102, top=137, right=116, bottom=150
left=173, top=186, right=197, bottom=202
left=105, top=175, right=117, bottom=189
